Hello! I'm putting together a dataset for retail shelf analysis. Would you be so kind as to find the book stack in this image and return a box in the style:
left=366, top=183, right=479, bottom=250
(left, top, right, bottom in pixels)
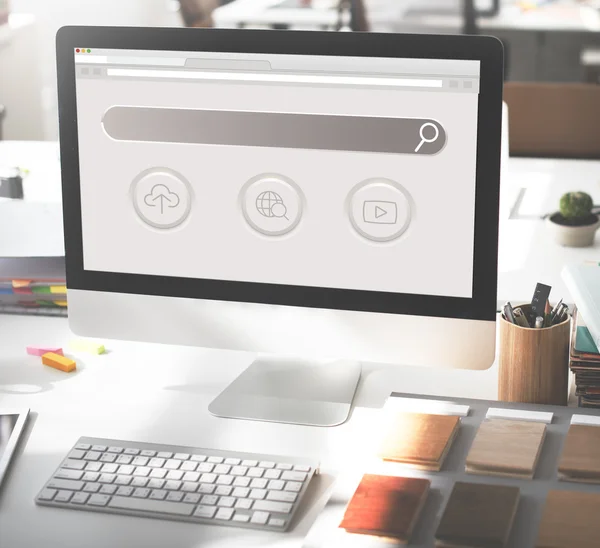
left=569, top=307, right=600, bottom=408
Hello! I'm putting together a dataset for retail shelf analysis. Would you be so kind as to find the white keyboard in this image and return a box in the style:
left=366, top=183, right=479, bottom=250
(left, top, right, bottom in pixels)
left=35, top=437, right=318, bottom=532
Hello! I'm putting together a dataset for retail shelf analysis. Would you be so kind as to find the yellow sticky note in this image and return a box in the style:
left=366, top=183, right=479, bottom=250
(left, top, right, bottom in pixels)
left=54, top=300, right=68, bottom=307
left=50, top=285, right=67, bottom=294
left=69, top=340, right=105, bottom=355
left=42, top=352, right=76, bottom=373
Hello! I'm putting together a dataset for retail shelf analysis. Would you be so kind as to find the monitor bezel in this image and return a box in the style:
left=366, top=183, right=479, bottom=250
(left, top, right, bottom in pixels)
left=56, top=27, right=503, bottom=321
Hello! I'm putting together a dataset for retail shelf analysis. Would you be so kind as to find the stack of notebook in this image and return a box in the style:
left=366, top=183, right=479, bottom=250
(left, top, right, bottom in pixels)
left=569, top=307, right=600, bottom=408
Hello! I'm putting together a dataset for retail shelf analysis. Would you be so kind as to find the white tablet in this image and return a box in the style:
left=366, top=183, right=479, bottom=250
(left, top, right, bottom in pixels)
left=0, top=409, right=29, bottom=488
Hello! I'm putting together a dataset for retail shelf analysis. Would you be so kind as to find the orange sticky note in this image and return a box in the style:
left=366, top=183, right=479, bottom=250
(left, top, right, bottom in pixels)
left=12, top=279, right=31, bottom=288
left=42, top=352, right=76, bottom=373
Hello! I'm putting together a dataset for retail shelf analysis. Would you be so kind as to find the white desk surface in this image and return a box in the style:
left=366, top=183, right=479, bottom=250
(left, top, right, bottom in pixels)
left=0, top=141, right=598, bottom=545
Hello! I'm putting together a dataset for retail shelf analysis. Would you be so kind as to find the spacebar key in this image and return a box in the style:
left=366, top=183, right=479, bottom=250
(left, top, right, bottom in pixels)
left=108, top=495, right=194, bottom=516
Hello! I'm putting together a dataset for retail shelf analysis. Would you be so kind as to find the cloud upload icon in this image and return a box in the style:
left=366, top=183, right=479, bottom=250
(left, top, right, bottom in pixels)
left=144, top=184, right=180, bottom=215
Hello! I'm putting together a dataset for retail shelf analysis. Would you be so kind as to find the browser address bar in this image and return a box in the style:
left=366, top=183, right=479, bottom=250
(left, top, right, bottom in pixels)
left=105, top=68, right=443, bottom=88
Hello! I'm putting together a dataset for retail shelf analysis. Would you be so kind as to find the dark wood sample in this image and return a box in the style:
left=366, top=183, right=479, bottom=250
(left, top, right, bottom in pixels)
left=379, top=412, right=460, bottom=471
left=339, top=474, right=430, bottom=543
left=435, top=481, right=520, bottom=548
left=537, top=489, right=600, bottom=547
left=466, top=418, right=547, bottom=478
left=558, top=424, right=600, bottom=483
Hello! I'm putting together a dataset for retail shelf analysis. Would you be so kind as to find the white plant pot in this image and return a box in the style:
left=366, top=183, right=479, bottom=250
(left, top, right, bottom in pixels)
left=547, top=213, right=600, bottom=247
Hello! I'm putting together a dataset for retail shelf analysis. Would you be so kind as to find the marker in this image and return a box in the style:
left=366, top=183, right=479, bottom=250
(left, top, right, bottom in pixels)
left=535, top=316, right=544, bottom=328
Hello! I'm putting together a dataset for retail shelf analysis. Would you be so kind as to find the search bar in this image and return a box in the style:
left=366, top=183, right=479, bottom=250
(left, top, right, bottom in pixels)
left=102, top=107, right=447, bottom=155
left=105, top=68, right=443, bottom=88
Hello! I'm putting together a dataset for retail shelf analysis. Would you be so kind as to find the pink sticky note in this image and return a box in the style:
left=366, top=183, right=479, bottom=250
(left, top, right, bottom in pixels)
left=26, top=346, right=64, bottom=357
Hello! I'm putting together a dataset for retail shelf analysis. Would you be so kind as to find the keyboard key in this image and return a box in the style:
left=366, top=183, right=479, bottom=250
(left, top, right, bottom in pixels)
left=183, top=493, right=201, bottom=504
left=85, top=462, right=103, bottom=472
left=197, top=463, right=214, bottom=473
left=233, top=477, right=251, bottom=488
left=47, top=479, right=84, bottom=491
left=253, top=500, right=293, bottom=514
left=99, top=485, right=117, bottom=495
left=181, top=482, right=198, bottom=493
left=281, top=471, right=307, bottom=482
left=232, top=487, right=250, bottom=498
left=216, top=475, right=234, bottom=486
left=83, top=483, right=101, bottom=493
left=90, top=445, right=106, bottom=452
left=117, top=465, right=134, bottom=475
left=82, top=472, right=99, bottom=482
left=71, top=492, right=90, bottom=504
left=150, top=489, right=167, bottom=500
left=62, top=459, right=87, bottom=470
left=147, top=479, right=165, bottom=489
left=250, top=478, right=267, bottom=489
left=75, top=443, right=91, bottom=451
left=284, top=481, right=302, bottom=492
left=249, top=489, right=267, bottom=500
left=108, top=496, right=194, bottom=516
left=149, top=468, right=167, bottom=479
left=241, top=460, right=258, bottom=467
left=107, top=446, right=123, bottom=454
left=116, top=455, right=133, bottom=465
left=174, top=453, right=190, bottom=460
left=264, top=469, right=281, bottom=480
left=124, top=448, right=140, bottom=456
left=207, top=456, right=223, bottom=464
left=259, top=461, right=275, bottom=469
left=100, top=453, right=116, bottom=463
left=166, top=491, right=184, bottom=502
left=251, top=511, right=270, bottom=525
left=190, top=454, right=207, bottom=462
left=131, top=477, right=149, bottom=488
left=54, top=490, right=73, bottom=503
left=224, top=458, right=241, bottom=465
left=275, top=463, right=292, bottom=471
left=194, top=505, right=217, bottom=519
left=216, top=508, right=234, bottom=520
left=269, top=518, right=286, bottom=528
left=55, top=469, right=84, bottom=481
left=140, top=450, right=156, bottom=457
left=101, top=464, right=119, bottom=474
left=198, top=484, right=216, bottom=494
left=182, top=472, right=200, bottom=482
left=235, top=499, right=253, bottom=510
left=84, top=451, right=101, bottom=461
left=200, top=473, right=217, bottom=484
left=166, top=470, right=184, bottom=481
left=148, top=457, right=166, bottom=468
left=157, top=452, right=172, bottom=459
left=218, top=496, right=236, bottom=508
left=267, top=490, right=297, bottom=503
left=132, top=456, right=149, bottom=466
left=215, top=486, right=232, bottom=496
left=247, top=468, right=264, bottom=478
left=99, top=473, right=116, bottom=484
left=267, top=480, right=285, bottom=491
left=180, top=461, right=197, bottom=472
left=38, top=488, right=57, bottom=501
left=133, top=488, right=150, bottom=498
left=88, top=494, right=110, bottom=506
left=200, top=495, right=218, bottom=506
left=294, top=464, right=311, bottom=472
left=114, top=475, right=132, bottom=486
left=214, top=464, right=231, bottom=475
left=164, top=480, right=182, bottom=491
left=116, top=486, right=134, bottom=496
left=133, top=467, right=151, bottom=477
left=231, top=466, right=248, bottom=477
left=164, top=459, right=182, bottom=470
left=233, top=513, right=251, bottom=523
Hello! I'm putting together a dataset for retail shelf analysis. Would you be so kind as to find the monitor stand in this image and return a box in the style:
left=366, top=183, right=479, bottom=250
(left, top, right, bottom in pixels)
left=208, top=356, right=361, bottom=427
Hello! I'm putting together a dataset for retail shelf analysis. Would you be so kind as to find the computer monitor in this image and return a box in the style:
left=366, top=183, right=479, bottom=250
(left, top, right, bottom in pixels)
left=57, top=28, right=503, bottom=427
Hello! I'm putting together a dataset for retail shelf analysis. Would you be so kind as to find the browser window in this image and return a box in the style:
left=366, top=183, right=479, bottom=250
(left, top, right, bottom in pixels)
left=75, top=49, right=480, bottom=298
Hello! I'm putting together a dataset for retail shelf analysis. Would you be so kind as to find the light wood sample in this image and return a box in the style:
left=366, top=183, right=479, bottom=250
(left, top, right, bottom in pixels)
left=558, top=424, right=600, bottom=483
left=537, top=489, right=600, bottom=547
left=339, top=474, right=430, bottom=543
left=435, top=481, right=520, bottom=548
left=466, top=419, right=547, bottom=478
left=378, top=412, right=460, bottom=471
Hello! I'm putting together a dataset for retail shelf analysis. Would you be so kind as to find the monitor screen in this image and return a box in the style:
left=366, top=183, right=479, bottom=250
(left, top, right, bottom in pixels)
left=74, top=48, right=480, bottom=301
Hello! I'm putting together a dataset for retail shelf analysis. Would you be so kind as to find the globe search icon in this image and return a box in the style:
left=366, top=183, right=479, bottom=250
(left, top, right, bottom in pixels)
left=256, top=191, right=289, bottom=220
left=241, top=174, right=303, bottom=236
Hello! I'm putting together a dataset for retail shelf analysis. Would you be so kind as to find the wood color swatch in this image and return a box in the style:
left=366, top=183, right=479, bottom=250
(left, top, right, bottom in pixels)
left=378, top=412, right=460, bottom=471
left=558, top=424, right=600, bottom=483
left=465, top=419, right=547, bottom=478
left=537, top=489, right=600, bottom=547
left=435, top=481, right=520, bottom=548
left=339, top=474, right=430, bottom=543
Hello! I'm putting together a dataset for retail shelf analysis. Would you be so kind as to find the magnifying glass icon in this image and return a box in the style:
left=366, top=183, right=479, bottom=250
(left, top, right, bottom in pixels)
left=415, top=122, right=440, bottom=153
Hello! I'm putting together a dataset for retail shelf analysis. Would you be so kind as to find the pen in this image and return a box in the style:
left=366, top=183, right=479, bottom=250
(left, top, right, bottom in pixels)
left=503, top=302, right=516, bottom=324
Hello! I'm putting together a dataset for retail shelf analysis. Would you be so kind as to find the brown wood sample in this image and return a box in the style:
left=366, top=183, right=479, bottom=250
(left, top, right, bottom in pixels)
left=536, top=489, right=600, bottom=547
left=466, top=419, right=547, bottom=479
left=435, top=481, right=520, bottom=548
left=378, top=412, right=460, bottom=471
left=558, top=424, right=600, bottom=483
left=339, top=474, right=430, bottom=543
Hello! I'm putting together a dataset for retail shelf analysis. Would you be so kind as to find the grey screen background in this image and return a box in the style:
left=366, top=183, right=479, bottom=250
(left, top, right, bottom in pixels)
left=76, top=51, right=480, bottom=298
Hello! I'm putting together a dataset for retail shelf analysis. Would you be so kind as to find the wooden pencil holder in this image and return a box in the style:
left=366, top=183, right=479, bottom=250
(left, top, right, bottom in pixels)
left=498, top=304, right=571, bottom=406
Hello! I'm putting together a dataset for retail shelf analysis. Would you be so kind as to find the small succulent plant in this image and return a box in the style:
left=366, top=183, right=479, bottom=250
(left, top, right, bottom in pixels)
left=558, top=192, right=595, bottom=225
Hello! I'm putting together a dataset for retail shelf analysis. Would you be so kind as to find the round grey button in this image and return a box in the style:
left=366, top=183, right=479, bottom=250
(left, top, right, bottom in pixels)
left=347, top=178, right=412, bottom=242
left=241, top=173, right=303, bottom=236
left=132, top=168, right=192, bottom=229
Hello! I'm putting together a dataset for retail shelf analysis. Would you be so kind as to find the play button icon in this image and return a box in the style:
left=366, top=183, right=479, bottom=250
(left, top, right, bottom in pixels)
left=375, top=206, right=387, bottom=219
left=363, top=200, right=398, bottom=225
